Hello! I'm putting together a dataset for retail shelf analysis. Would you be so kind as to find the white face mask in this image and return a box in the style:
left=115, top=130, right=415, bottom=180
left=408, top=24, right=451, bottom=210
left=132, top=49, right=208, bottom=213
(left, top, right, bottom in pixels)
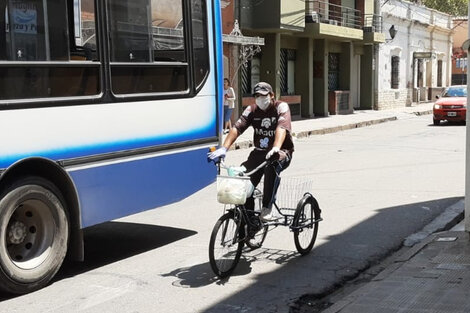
left=255, top=95, right=271, bottom=111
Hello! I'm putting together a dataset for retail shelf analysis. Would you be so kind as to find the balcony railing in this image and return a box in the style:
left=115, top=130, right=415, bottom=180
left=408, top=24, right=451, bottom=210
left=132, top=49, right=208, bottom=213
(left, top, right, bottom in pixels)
left=363, top=14, right=383, bottom=33
left=305, top=0, right=383, bottom=33
left=305, top=0, right=362, bottom=29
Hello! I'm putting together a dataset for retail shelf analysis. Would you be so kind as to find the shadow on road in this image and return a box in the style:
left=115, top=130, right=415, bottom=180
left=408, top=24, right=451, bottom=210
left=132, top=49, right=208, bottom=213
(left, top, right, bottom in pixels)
left=161, top=247, right=299, bottom=288
left=0, top=221, right=196, bottom=301
left=197, top=196, right=464, bottom=313
left=58, top=221, right=197, bottom=278
left=429, top=121, right=466, bottom=127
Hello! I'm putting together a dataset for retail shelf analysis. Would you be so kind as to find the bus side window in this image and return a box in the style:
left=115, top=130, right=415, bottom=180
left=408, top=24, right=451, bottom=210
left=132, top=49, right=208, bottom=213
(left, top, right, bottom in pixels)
left=108, top=0, right=152, bottom=62
left=191, top=0, right=209, bottom=90
left=71, top=0, right=97, bottom=61
left=1, top=0, right=69, bottom=61
left=109, top=0, right=189, bottom=95
left=0, top=0, right=6, bottom=60
left=49, top=0, right=70, bottom=60
left=151, top=0, right=185, bottom=62
left=0, top=0, right=101, bottom=101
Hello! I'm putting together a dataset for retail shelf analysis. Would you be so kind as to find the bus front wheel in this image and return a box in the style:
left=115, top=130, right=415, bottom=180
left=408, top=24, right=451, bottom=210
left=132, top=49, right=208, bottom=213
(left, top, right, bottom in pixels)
left=0, top=177, right=69, bottom=294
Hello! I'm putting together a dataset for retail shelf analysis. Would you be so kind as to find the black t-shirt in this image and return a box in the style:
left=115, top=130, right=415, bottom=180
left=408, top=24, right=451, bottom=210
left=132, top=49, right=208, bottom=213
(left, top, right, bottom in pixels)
left=234, top=100, right=294, bottom=155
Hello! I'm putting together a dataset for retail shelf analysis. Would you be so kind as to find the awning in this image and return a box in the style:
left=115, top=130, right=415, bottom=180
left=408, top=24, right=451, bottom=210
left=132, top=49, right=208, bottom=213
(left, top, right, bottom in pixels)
left=222, top=34, right=265, bottom=46
left=222, top=20, right=265, bottom=46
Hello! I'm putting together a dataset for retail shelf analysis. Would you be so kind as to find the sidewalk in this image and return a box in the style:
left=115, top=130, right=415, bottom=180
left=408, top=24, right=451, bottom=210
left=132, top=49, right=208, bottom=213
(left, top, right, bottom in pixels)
left=322, top=215, right=470, bottom=313
left=228, top=102, right=435, bottom=150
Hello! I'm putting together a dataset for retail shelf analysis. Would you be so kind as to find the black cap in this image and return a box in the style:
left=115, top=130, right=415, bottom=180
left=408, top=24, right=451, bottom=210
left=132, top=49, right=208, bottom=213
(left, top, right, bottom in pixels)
left=253, top=82, right=273, bottom=96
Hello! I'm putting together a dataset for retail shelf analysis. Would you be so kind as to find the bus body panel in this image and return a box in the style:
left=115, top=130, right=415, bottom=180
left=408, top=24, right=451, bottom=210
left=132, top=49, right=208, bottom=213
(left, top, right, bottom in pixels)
left=0, top=0, right=222, bottom=227
left=0, top=90, right=217, bottom=170
left=212, top=0, right=224, bottom=137
left=67, top=146, right=215, bottom=228
left=0, top=0, right=223, bottom=294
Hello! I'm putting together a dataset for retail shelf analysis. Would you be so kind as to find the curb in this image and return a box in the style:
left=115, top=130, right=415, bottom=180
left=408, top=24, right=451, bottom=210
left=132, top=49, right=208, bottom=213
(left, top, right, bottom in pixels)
left=230, top=116, right=399, bottom=151
left=412, top=109, right=433, bottom=116
left=403, top=199, right=464, bottom=247
left=229, top=109, right=432, bottom=151
left=293, top=117, right=398, bottom=139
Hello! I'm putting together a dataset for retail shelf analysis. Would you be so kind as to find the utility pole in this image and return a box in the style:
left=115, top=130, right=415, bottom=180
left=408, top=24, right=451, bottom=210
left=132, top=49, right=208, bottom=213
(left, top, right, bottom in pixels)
left=465, top=0, right=470, bottom=232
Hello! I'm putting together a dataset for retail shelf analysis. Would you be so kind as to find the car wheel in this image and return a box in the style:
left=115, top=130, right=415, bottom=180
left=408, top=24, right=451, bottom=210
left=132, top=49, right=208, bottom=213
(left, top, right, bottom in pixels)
left=433, top=119, right=440, bottom=126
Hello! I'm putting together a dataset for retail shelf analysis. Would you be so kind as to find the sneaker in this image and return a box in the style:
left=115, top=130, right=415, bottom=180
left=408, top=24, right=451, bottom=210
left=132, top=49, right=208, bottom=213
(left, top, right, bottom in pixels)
left=260, top=207, right=275, bottom=221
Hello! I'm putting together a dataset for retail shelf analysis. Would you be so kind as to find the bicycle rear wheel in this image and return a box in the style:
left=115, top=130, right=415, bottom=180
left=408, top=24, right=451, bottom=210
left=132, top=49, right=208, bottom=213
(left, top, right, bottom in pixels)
left=293, top=195, right=320, bottom=255
left=209, top=212, right=243, bottom=278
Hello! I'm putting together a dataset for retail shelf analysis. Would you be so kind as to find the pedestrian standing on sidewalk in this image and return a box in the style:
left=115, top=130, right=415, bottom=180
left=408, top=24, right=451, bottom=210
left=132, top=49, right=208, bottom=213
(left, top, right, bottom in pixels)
left=208, top=82, right=294, bottom=221
left=223, top=78, right=236, bottom=134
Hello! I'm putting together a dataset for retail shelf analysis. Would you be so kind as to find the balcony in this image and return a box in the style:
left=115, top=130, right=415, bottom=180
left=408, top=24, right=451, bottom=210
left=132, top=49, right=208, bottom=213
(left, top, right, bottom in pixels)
left=240, top=0, right=305, bottom=32
left=305, top=0, right=362, bottom=28
left=363, top=14, right=385, bottom=43
left=304, top=0, right=384, bottom=42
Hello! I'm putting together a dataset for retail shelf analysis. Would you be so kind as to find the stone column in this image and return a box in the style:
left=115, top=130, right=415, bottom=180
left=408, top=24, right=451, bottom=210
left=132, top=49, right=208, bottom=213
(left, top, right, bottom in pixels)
left=296, top=37, right=314, bottom=118
left=260, top=33, right=281, bottom=98
left=360, top=45, right=374, bottom=109
left=313, top=39, right=329, bottom=116
left=340, top=42, right=353, bottom=113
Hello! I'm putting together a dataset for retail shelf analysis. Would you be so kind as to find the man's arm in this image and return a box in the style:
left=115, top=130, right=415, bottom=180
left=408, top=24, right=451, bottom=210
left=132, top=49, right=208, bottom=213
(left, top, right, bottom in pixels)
left=222, top=127, right=239, bottom=149
left=272, top=127, right=286, bottom=149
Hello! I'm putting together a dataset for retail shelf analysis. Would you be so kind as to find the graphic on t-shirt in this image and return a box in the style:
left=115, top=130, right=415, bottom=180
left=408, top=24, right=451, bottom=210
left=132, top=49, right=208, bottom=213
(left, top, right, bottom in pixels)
left=260, top=137, right=269, bottom=148
left=261, top=118, right=271, bottom=129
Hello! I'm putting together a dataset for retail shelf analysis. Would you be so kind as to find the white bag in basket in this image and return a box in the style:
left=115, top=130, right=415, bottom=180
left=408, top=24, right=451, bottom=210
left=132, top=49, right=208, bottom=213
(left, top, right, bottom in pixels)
left=217, top=176, right=253, bottom=205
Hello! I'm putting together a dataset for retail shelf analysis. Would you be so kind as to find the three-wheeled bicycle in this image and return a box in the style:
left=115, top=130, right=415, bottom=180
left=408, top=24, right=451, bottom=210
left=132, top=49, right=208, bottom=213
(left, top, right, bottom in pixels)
left=208, top=159, right=322, bottom=278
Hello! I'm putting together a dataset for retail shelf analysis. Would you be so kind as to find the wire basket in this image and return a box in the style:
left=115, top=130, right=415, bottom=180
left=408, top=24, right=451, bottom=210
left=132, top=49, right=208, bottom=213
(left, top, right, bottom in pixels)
left=255, top=176, right=313, bottom=210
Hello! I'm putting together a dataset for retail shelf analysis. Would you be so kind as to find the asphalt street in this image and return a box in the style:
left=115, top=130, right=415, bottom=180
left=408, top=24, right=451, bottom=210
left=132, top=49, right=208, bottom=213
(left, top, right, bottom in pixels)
left=0, top=113, right=465, bottom=313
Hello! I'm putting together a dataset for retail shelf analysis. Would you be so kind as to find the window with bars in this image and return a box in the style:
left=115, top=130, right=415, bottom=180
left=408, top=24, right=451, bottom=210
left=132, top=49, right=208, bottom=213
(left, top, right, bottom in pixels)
left=391, top=56, right=399, bottom=89
left=328, top=53, right=340, bottom=91
left=241, top=62, right=251, bottom=96
left=417, top=59, right=423, bottom=88
left=241, top=56, right=260, bottom=96
left=437, top=60, right=442, bottom=87
left=280, top=48, right=296, bottom=95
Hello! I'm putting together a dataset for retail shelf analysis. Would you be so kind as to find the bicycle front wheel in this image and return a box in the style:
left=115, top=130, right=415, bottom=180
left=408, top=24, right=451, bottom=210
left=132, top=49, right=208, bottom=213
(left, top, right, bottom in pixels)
left=209, top=212, right=243, bottom=278
left=293, top=195, right=320, bottom=255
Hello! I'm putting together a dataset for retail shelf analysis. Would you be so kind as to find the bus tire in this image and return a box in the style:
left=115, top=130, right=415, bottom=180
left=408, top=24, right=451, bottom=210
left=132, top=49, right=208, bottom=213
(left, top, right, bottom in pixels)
left=0, top=177, right=69, bottom=294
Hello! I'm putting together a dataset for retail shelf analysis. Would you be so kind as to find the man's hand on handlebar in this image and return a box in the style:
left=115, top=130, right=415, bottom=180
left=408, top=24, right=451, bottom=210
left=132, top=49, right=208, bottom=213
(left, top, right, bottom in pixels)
left=265, top=147, right=280, bottom=160
left=207, top=147, right=227, bottom=163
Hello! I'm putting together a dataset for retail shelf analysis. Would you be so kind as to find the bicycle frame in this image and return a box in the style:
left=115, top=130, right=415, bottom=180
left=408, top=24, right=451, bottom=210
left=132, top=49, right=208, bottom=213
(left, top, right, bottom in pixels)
left=223, top=204, right=260, bottom=244
left=215, top=158, right=322, bottom=238
left=209, top=155, right=323, bottom=278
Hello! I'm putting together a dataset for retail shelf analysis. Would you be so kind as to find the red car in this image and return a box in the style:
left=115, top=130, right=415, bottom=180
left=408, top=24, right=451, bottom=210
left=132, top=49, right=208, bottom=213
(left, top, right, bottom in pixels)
left=433, top=85, right=467, bottom=126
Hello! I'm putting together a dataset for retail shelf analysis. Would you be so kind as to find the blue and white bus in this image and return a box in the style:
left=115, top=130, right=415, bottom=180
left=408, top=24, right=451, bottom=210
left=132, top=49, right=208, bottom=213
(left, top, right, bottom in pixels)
left=0, top=0, right=223, bottom=294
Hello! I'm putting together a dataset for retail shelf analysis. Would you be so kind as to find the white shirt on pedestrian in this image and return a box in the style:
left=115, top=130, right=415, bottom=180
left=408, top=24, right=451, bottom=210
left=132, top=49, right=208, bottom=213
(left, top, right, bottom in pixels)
left=224, top=87, right=236, bottom=109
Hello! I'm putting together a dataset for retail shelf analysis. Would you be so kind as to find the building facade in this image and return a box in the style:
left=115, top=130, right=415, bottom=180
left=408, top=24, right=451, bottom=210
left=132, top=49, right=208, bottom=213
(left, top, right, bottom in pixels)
left=232, top=0, right=385, bottom=118
left=221, top=0, right=265, bottom=120
left=378, top=0, right=453, bottom=109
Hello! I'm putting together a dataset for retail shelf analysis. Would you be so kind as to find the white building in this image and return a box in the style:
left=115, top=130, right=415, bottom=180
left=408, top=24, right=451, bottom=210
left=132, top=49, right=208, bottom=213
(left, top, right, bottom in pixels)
left=377, top=0, right=453, bottom=109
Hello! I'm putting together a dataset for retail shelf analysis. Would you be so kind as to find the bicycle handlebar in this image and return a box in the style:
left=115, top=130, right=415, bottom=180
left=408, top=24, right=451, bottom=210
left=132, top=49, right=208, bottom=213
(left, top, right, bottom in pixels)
left=218, top=159, right=269, bottom=177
